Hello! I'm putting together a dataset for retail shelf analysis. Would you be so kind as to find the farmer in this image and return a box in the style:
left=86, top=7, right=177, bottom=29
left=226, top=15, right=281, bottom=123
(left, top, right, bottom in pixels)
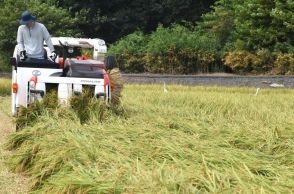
left=17, top=11, right=56, bottom=61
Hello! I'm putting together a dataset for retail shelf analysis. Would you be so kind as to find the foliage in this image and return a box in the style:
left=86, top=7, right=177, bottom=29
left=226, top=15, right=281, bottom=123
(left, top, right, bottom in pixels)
left=0, top=0, right=293, bottom=74
left=200, top=0, right=294, bottom=53
left=224, top=51, right=256, bottom=74
left=108, top=31, right=148, bottom=55
left=147, top=25, right=219, bottom=54
left=114, top=53, right=146, bottom=73
left=108, top=0, right=294, bottom=74
left=198, top=0, right=237, bottom=48
left=144, top=47, right=218, bottom=74
left=271, top=0, right=294, bottom=51
left=273, top=53, right=294, bottom=75
left=109, top=0, right=294, bottom=75
left=55, top=0, right=216, bottom=43
left=0, top=53, right=11, bottom=72
left=4, top=85, right=294, bottom=193
left=224, top=50, right=294, bottom=74
left=109, top=25, right=222, bottom=74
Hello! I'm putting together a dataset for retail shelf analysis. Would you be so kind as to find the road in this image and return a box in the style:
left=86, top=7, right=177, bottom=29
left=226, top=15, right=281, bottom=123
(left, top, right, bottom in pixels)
left=123, top=74, right=294, bottom=88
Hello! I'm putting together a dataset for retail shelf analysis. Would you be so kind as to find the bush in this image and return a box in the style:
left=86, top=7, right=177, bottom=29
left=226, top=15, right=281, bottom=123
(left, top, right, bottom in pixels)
left=224, top=51, right=256, bottom=74
left=273, top=53, right=294, bottom=75
left=144, top=47, right=218, bottom=74
left=109, top=23, right=292, bottom=75
left=147, top=25, right=219, bottom=54
left=108, top=31, right=148, bottom=55
left=224, top=50, right=275, bottom=74
left=108, top=31, right=148, bottom=73
left=109, top=24, right=223, bottom=74
left=115, top=53, right=146, bottom=73
left=254, top=49, right=275, bottom=73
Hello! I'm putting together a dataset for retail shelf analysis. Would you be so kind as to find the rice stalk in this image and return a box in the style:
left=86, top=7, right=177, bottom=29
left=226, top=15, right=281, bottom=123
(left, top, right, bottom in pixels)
left=108, top=68, right=124, bottom=105
left=0, top=78, right=11, bottom=96
left=3, top=85, right=294, bottom=193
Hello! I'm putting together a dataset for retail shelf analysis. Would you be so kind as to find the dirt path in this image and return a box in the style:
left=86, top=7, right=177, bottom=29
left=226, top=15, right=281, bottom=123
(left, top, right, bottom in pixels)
left=0, top=110, right=28, bottom=194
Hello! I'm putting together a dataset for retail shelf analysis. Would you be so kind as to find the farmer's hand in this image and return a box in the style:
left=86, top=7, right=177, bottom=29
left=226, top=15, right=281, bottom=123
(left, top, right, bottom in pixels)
left=20, top=50, right=27, bottom=61
left=50, top=51, right=57, bottom=61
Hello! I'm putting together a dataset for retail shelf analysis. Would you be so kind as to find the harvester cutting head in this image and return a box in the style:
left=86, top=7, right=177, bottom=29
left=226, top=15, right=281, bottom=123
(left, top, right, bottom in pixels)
left=11, top=37, right=123, bottom=117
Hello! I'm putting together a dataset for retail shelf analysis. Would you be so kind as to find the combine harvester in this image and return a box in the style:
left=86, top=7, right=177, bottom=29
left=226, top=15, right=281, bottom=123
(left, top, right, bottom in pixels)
left=10, top=37, right=121, bottom=118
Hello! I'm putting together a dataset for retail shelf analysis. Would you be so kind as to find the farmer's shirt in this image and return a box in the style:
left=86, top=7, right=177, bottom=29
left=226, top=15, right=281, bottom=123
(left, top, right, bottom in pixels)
left=17, top=22, right=54, bottom=59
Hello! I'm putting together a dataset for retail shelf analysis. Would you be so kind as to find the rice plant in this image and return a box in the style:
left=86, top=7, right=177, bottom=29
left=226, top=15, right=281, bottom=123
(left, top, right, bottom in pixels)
left=16, top=91, right=58, bottom=130
left=3, top=85, right=294, bottom=193
left=0, top=78, right=10, bottom=96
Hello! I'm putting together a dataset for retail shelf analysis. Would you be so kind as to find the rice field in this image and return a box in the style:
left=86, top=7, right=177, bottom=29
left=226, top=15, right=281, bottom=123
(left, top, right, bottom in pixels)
left=1, top=84, right=294, bottom=193
left=0, top=78, right=10, bottom=96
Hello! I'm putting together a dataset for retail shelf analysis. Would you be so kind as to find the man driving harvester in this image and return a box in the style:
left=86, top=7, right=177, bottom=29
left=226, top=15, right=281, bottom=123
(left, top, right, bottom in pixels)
left=17, top=11, right=57, bottom=61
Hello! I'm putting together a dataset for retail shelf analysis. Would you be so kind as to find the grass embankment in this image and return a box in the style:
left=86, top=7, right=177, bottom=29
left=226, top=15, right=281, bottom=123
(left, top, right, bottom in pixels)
left=2, top=85, right=294, bottom=193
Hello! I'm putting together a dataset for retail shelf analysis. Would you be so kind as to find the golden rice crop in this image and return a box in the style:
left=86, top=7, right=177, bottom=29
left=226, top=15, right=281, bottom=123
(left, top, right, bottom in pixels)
left=108, top=68, right=124, bottom=105
left=0, top=78, right=10, bottom=96
left=3, top=85, right=294, bottom=193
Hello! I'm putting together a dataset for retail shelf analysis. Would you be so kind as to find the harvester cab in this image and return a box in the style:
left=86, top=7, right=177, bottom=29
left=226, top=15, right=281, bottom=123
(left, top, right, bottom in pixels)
left=11, top=37, right=117, bottom=117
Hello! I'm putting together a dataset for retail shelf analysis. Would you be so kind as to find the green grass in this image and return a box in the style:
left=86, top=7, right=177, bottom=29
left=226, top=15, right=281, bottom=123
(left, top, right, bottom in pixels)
left=0, top=78, right=10, bottom=96
left=3, top=85, right=294, bottom=193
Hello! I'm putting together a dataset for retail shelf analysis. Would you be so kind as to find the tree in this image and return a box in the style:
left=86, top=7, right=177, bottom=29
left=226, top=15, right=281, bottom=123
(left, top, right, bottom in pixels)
left=200, top=0, right=294, bottom=53
left=233, top=0, right=278, bottom=51
left=55, top=0, right=216, bottom=43
left=271, top=0, right=294, bottom=52
left=199, top=0, right=237, bottom=49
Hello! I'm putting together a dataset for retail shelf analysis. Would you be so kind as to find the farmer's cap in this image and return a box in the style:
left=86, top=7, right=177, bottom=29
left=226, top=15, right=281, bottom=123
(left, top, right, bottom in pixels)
left=19, top=11, right=37, bottom=25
